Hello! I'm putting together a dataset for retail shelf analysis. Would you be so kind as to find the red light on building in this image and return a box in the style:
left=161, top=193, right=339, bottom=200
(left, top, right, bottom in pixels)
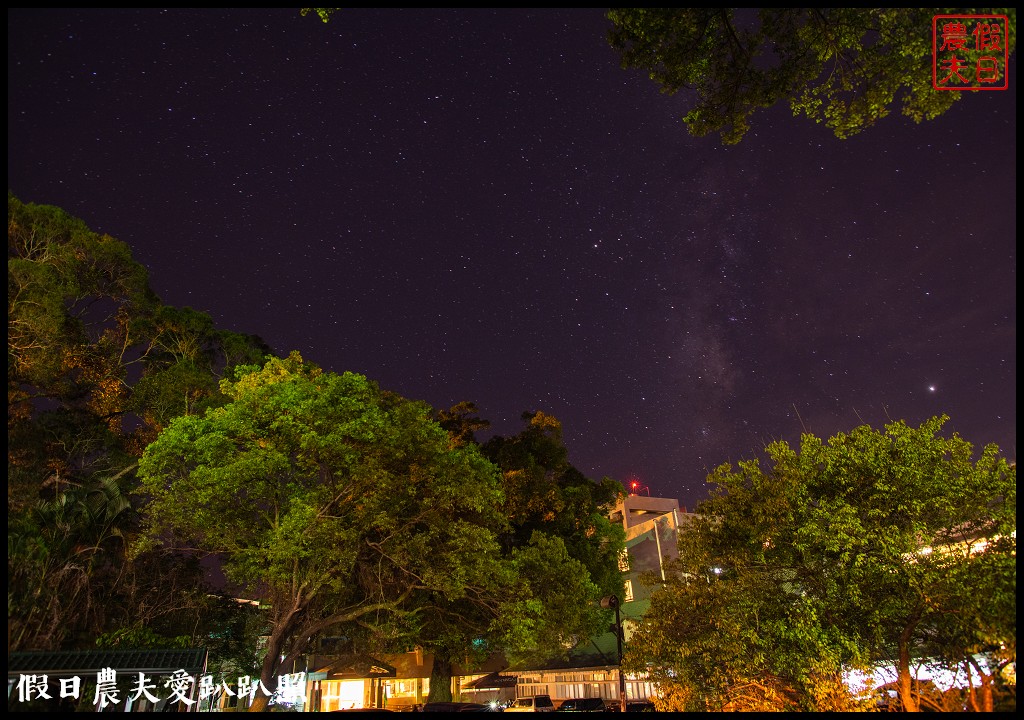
left=626, top=477, right=649, bottom=496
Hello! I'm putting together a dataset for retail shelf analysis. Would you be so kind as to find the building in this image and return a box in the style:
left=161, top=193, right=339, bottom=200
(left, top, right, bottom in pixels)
left=497, top=494, right=695, bottom=707
left=8, top=648, right=209, bottom=712
left=297, top=492, right=691, bottom=711
left=611, top=494, right=696, bottom=611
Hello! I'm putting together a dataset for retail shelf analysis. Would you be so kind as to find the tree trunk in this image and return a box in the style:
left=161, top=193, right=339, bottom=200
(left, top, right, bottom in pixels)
left=967, top=655, right=995, bottom=712
left=897, top=624, right=920, bottom=712
left=248, top=693, right=271, bottom=713
left=427, top=651, right=455, bottom=703
left=247, top=626, right=287, bottom=712
left=965, top=662, right=980, bottom=712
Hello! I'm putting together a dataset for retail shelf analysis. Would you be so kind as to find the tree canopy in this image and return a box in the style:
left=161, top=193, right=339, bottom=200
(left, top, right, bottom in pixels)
left=300, top=7, right=340, bottom=24
left=410, top=407, right=626, bottom=701
left=607, top=8, right=1017, bottom=144
left=9, top=195, right=625, bottom=710
left=8, top=193, right=271, bottom=654
left=625, top=416, right=1015, bottom=712
left=481, top=410, right=625, bottom=609
left=137, top=353, right=521, bottom=710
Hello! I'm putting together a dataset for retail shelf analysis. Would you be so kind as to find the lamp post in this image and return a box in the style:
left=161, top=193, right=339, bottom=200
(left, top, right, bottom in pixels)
left=601, top=595, right=627, bottom=712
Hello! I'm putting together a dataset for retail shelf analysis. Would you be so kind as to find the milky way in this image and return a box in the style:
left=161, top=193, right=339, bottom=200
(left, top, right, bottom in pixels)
left=8, top=8, right=1016, bottom=510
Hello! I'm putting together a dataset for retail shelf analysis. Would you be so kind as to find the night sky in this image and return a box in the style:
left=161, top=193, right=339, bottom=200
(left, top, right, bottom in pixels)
left=8, top=9, right=1016, bottom=511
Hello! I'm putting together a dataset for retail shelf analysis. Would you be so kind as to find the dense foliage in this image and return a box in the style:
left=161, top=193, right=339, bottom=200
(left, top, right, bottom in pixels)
left=8, top=193, right=271, bottom=654
left=300, top=7, right=340, bottom=24
left=9, top=195, right=624, bottom=713
left=416, top=406, right=626, bottom=701
left=138, top=353, right=518, bottom=710
left=138, top=362, right=626, bottom=710
left=607, top=8, right=1017, bottom=144
left=626, top=416, right=1015, bottom=711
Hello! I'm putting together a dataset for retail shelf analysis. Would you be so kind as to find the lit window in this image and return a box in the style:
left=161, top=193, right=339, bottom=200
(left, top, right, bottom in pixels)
left=618, top=550, right=630, bottom=572
left=624, top=580, right=634, bottom=602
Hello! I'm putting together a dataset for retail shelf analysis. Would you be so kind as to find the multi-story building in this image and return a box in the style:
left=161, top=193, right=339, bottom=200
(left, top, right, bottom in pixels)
left=496, top=494, right=695, bottom=707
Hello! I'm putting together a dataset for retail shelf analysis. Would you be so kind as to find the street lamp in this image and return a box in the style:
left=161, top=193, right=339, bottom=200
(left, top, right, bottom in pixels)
left=601, top=595, right=627, bottom=712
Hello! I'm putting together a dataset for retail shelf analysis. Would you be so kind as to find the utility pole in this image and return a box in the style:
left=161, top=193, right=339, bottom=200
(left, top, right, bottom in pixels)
left=601, top=595, right=627, bottom=712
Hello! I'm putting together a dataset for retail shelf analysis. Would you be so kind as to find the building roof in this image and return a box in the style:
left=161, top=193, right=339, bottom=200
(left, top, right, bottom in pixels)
left=307, top=653, right=397, bottom=679
left=461, top=671, right=518, bottom=689
left=611, top=495, right=681, bottom=530
left=7, top=648, right=209, bottom=679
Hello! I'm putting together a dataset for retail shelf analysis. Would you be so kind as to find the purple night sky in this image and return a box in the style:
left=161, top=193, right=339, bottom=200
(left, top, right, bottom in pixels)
left=8, top=9, right=1016, bottom=511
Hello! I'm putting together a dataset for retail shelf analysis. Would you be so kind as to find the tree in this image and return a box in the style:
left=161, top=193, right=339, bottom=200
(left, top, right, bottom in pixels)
left=406, top=407, right=626, bottom=702
left=482, top=411, right=625, bottom=608
left=136, top=353, right=513, bottom=711
left=8, top=473, right=132, bottom=651
left=625, top=416, right=1015, bottom=712
left=9, top=192, right=156, bottom=511
left=407, top=528, right=607, bottom=703
left=923, top=543, right=1016, bottom=711
left=607, top=8, right=1017, bottom=144
left=300, top=8, right=340, bottom=24
left=8, top=194, right=272, bottom=652
left=8, top=194, right=271, bottom=509
left=435, top=400, right=491, bottom=447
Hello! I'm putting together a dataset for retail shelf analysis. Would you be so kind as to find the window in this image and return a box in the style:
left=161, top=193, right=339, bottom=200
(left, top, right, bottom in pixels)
left=618, top=550, right=630, bottom=572
left=556, top=683, right=585, bottom=699
left=320, top=681, right=365, bottom=712
left=624, top=580, right=634, bottom=602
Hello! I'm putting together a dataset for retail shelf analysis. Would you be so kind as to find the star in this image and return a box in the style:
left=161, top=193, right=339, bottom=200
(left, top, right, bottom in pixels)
left=5, top=8, right=1016, bottom=508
